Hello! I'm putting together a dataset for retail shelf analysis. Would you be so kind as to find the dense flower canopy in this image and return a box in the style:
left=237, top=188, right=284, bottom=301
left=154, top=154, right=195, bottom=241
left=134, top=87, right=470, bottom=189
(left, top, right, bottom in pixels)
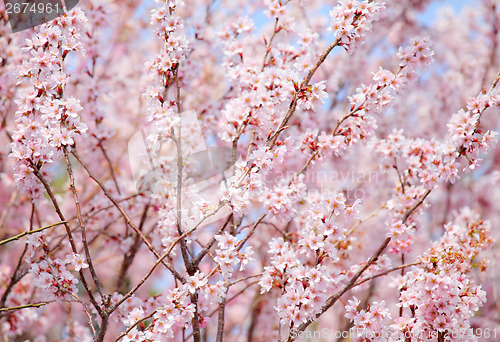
left=0, top=0, right=499, bottom=341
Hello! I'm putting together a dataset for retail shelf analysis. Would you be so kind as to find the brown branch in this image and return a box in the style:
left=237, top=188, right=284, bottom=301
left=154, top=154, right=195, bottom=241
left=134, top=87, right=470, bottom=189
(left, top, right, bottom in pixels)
left=267, top=36, right=341, bottom=148
left=70, top=150, right=184, bottom=283
left=185, top=280, right=261, bottom=341
left=79, top=194, right=139, bottom=222
left=354, top=261, right=421, bottom=288
left=171, top=68, right=193, bottom=276
left=31, top=165, right=104, bottom=318
left=97, top=139, right=122, bottom=195
left=174, top=67, right=201, bottom=342
left=261, top=17, right=280, bottom=71
left=115, top=204, right=150, bottom=293
left=65, top=302, right=75, bottom=341
left=401, top=189, right=431, bottom=224
left=229, top=273, right=263, bottom=287
left=393, top=158, right=406, bottom=194
left=108, top=213, right=213, bottom=313
left=0, top=204, right=36, bottom=314
left=237, top=214, right=265, bottom=252
left=480, top=3, right=498, bottom=90
left=216, top=286, right=228, bottom=342
left=0, top=190, right=18, bottom=231
left=97, top=315, right=110, bottom=342
left=63, top=148, right=105, bottom=299
left=192, top=213, right=233, bottom=268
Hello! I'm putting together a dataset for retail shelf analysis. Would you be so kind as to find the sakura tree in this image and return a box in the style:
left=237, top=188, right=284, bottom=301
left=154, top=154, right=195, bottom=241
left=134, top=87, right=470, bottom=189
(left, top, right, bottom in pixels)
left=0, top=0, right=499, bottom=341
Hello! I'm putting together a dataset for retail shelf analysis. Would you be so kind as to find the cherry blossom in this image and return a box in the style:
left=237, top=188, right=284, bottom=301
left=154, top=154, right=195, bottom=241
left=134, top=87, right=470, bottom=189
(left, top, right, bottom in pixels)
left=0, top=0, right=499, bottom=341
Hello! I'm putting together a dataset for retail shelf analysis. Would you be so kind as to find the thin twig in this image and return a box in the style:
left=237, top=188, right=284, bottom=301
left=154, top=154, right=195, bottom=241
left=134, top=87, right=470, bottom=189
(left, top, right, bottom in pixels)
left=237, top=214, right=265, bottom=251
left=354, top=261, right=421, bottom=287
left=115, top=204, right=150, bottom=293
left=185, top=280, right=260, bottom=341
left=0, top=302, right=47, bottom=312
left=0, top=204, right=36, bottom=313
left=261, top=18, right=280, bottom=71
left=108, top=211, right=216, bottom=312
left=0, top=190, right=18, bottom=230
left=0, top=221, right=66, bottom=246
left=97, top=139, right=121, bottom=195
left=114, top=309, right=157, bottom=342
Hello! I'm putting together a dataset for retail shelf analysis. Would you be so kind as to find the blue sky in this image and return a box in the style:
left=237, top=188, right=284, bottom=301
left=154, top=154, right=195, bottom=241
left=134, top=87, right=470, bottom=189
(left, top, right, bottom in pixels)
left=418, top=0, right=476, bottom=23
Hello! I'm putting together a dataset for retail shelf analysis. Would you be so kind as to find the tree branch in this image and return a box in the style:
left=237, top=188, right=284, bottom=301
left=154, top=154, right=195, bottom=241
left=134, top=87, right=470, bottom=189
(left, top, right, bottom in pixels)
left=63, top=147, right=105, bottom=299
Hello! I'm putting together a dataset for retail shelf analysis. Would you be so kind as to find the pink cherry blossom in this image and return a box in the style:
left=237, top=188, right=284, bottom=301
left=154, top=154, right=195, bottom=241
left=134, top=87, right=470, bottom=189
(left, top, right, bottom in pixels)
left=0, top=0, right=499, bottom=341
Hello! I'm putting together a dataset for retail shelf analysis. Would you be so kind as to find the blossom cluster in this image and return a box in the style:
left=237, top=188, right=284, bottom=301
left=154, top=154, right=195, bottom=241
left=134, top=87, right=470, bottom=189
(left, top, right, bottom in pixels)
left=214, top=232, right=255, bottom=279
left=26, top=234, right=86, bottom=301
left=9, top=9, right=88, bottom=198
left=259, top=192, right=367, bottom=327
left=1, top=0, right=499, bottom=341
left=371, top=80, right=497, bottom=255
left=141, top=0, right=190, bottom=246
left=348, top=37, right=434, bottom=115
left=260, top=236, right=340, bottom=327
left=312, top=36, right=435, bottom=164
left=121, top=288, right=196, bottom=341
left=121, top=272, right=226, bottom=340
left=329, top=0, right=385, bottom=51
left=218, top=140, right=290, bottom=215
left=385, top=220, right=415, bottom=253
left=345, top=298, right=392, bottom=342
left=393, top=209, right=493, bottom=340
left=446, top=106, right=498, bottom=173
left=144, top=0, right=189, bottom=124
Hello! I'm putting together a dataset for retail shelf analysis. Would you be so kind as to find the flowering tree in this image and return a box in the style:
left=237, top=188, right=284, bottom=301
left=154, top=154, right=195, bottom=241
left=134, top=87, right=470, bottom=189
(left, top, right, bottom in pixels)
left=0, top=0, right=499, bottom=341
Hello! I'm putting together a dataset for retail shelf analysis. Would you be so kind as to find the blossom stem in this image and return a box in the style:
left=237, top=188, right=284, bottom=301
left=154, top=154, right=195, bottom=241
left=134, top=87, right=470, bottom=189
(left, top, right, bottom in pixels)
left=113, top=309, right=158, bottom=342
